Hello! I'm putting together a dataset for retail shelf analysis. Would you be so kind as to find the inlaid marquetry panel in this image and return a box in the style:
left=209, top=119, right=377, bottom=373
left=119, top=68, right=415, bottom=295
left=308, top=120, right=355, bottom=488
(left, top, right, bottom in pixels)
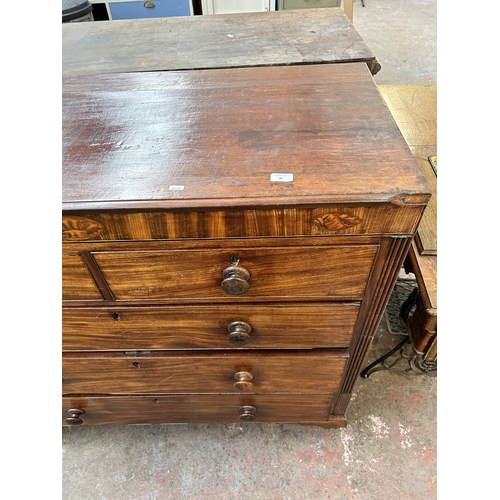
left=62, top=205, right=424, bottom=242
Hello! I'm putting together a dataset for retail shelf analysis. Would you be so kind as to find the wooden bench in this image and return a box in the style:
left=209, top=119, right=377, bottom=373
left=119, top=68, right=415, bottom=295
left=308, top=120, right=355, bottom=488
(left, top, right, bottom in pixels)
left=379, top=85, right=437, bottom=365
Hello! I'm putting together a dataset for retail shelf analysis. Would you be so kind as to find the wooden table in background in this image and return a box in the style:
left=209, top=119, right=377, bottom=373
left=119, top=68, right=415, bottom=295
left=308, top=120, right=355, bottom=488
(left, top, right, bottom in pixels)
left=62, top=7, right=380, bottom=77
left=379, top=85, right=437, bottom=362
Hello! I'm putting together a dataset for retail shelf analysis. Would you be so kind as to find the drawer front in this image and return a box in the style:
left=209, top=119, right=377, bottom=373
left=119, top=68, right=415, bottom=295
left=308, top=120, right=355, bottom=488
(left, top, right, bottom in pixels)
left=62, top=350, right=348, bottom=395
left=62, top=252, right=102, bottom=301
left=63, top=393, right=333, bottom=426
left=92, top=244, right=378, bottom=301
left=62, top=303, right=360, bottom=351
left=61, top=206, right=425, bottom=242
left=62, top=205, right=422, bottom=243
left=109, top=0, right=191, bottom=20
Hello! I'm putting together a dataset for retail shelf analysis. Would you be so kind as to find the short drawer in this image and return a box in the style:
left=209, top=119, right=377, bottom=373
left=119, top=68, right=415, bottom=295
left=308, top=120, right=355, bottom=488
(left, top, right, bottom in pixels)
left=92, top=244, right=378, bottom=302
left=62, top=303, right=360, bottom=351
left=62, top=349, right=348, bottom=395
left=109, top=0, right=192, bottom=20
left=63, top=393, right=334, bottom=426
left=62, top=252, right=102, bottom=301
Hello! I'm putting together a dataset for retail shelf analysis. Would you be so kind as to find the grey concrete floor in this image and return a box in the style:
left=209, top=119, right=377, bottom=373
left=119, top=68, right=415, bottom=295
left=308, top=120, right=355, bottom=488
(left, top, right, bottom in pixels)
left=352, top=0, right=436, bottom=85
left=62, top=2, right=437, bottom=498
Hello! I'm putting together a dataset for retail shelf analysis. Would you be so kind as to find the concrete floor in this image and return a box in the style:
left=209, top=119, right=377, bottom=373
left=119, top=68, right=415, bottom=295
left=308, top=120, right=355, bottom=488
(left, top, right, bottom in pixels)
left=352, top=0, right=436, bottom=85
left=62, top=2, right=437, bottom=498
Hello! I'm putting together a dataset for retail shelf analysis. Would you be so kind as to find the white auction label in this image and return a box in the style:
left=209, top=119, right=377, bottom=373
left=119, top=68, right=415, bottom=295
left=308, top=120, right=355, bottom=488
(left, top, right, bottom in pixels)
left=270, top=173, right=293, bottom=182
left=169, top=185, right=185, bottom=191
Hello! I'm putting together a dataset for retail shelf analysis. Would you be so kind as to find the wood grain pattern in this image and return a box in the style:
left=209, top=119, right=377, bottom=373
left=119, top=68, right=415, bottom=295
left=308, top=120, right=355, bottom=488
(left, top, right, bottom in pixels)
left=62, top=393, right=334, bottom=425
left=91, top=244, right=378, bottom=302
left=62, top=7, right=379, bottom=77
left=62, top=64, right=430, bottom=212
left=379, top=85, right=437, bottom=255
left=62, top=252, right=102, bottom=301
left=61, top=205, right=425, bottom=242
left=62, top=350, right=348, bottom=395
left=62, top=303, right=360, bottom=351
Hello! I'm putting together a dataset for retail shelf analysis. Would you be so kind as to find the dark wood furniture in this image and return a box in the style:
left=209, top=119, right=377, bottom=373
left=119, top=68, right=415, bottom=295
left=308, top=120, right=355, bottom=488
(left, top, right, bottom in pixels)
left=378, top=85, right=437, bottom=364
left=62, top=63, right=430, bottom=427
left=62, top=9, right=429, bottom=427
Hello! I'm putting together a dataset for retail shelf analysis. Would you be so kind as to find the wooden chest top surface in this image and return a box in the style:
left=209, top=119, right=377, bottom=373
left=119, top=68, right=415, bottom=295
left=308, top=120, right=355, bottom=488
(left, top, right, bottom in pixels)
left=62, top=8, right=380, bottom=77
left=63, top=63, right=430, bottom=212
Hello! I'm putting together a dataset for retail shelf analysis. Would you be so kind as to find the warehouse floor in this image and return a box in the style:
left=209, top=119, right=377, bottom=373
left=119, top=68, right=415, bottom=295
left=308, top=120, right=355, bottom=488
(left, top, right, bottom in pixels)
left=62, top=1, right=438, bottom=498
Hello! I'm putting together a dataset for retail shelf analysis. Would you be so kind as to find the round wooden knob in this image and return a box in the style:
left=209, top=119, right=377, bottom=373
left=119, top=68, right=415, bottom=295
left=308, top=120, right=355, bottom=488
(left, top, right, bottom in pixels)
left=144, top=1, right=155, bottom=7
left=227, top=321, right=252, bottom=346
left=238, top=405, right=257, bottom=421
left=221, top=265, right=250, bottom=295
left=65, top=408, right=85, bottom=425
left=233, top=371, right=254, bottom=392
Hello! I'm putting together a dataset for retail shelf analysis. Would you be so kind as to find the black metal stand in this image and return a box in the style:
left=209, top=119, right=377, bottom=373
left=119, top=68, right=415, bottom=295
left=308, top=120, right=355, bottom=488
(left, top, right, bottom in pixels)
left=360, top=281, right=437, bottom=378
left=360, top=336, right=410, bottom=378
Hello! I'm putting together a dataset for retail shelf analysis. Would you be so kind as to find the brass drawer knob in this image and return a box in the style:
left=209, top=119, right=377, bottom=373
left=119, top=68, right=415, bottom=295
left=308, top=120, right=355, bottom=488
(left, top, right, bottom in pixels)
left=233, top=371, right=254, bottom=392
left=65, top=408, right=85, bottom=425
left=227, top=321, right=252, bottom=346
left=221, top=261, right=250, bottom=295
left=239, top=405, right=257, bottom=421
left=144, top=1, right=155, bottom=7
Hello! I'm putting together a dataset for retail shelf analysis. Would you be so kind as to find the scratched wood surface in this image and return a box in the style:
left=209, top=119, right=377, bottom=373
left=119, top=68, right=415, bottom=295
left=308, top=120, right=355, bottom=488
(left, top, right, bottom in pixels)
left=62, top=303, right=360, bottom=351
left=62, top=394, right=335, bottom=425
left=62, top=7, right=379, bottom=77
left=63, top=63, right=429, bottom=212
left=379, top=85, right=437, bottom=255
left=62, top=252, right=103, bottom=301
left=62, top=349, right=348, bottom=394
left=91, top=244, right=377, bottom=302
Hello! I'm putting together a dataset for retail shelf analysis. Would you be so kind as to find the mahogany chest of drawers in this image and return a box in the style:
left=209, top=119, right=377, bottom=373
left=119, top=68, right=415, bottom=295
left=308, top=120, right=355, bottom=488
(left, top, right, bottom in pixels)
left=62, top=62, right=430, bottom=427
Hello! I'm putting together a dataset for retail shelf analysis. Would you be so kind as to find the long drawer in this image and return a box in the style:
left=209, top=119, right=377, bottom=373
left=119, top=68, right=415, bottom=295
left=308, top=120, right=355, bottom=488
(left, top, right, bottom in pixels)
left=62, top=303, right=360, bottom=351
left=62, top=393, right=335, bottom=426
left=91, top=245, right=378, bottom=302
left=63, top=350, right=348, bottom=395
